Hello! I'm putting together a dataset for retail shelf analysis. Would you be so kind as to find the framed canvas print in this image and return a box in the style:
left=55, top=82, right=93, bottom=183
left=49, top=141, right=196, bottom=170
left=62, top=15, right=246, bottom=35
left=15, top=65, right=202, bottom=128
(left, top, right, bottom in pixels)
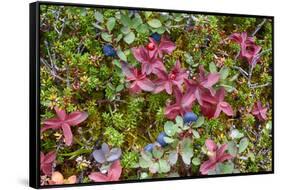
left=29, top=1, right=274, bottom=188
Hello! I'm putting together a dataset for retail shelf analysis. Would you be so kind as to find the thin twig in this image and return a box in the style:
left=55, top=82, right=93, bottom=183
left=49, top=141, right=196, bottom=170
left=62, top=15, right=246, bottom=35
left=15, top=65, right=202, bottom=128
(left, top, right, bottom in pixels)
left=44, top=41, right=54, bottom=68
left=65, top=65, right=71, bottom=88
left=248, top=64, right=254, bottom=86
left=40, top=58, right=51, bottom=70
left=40, top=58, right=66, bottom=82
left=232, top=66, right=249, bottom=79
left=252, top=19, right=267, bottom=36
left=249, top=83, right=270, bottom=89
left=53, top=8, right=66, bottom=38
left=234, top=50, right=240, bottom=61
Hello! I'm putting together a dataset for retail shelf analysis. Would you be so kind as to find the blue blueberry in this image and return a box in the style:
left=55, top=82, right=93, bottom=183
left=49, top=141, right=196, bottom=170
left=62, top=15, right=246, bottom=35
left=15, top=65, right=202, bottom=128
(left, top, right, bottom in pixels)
left=183, top=112, right=198, bottom=123
left=144, top=143, right=155, bottom=152
left=150, top=33, right=161, bottom=43
left=103, top=44, right=116, bottom=57
left=157, top=132, right=167, bottom=147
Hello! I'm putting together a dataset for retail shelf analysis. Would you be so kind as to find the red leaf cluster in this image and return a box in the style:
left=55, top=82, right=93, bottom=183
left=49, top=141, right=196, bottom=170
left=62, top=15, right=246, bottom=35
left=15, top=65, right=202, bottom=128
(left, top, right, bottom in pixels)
left=229, top=32, right=262, bottom=66
left=123, top=34, right=234, bottom=119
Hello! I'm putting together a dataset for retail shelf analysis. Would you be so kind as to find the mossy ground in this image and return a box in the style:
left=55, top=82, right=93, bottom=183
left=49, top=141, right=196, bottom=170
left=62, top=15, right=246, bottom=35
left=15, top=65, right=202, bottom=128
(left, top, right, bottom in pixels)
left=40, top=5, right=272, bottom=183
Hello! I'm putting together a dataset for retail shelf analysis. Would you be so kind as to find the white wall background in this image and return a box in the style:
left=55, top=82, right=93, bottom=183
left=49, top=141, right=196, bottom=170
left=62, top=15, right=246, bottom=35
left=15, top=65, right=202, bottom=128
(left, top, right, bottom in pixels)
left=0, top=0, right=279, bottom=189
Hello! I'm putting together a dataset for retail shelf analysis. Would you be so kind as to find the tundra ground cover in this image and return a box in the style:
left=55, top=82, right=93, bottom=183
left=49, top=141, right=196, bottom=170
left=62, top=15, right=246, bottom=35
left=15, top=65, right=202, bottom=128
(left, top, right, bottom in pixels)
left=39, top=5, right=273, bottom=186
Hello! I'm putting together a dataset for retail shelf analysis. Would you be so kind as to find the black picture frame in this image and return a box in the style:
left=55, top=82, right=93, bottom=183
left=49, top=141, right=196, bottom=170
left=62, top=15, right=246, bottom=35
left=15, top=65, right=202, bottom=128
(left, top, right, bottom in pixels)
left=30, top=1, right=274, bottom=189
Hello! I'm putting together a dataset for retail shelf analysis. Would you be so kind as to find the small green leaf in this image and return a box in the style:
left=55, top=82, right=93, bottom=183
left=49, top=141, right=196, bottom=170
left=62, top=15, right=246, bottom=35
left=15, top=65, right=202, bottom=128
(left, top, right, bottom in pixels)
left=116, top=34, right=123, bottom=43
left=116, top=84, right=124, bottom=92
left=209, top=62, right=217, bottom=73
left=266, top=121, right=272, bottom=130
left=117, top=49, right=127, bottom=62
left=121, top=26, right=131, bottom=34
left=181, top=138, right=193, bottom=165
left=92, top=22, right=104, bottom=30
left=193, top=116, right=204, bottom=128
left=168, top=151, right=178, bottom=165
left=219, top=66, right=230, bottom=80
left=192, top=129, right=200, bottom=139
left=106, top=17, right=116, bottom=32
left=137, top=24, right=149, bottom=34
left=238, top=138, right=249, bottom=153
left=101, top=32, right=112, bottom=42
left=217, top=162, right=234, bottom=174
left=230, top=129, right=244, bottom=139
left=164, top=121, right=177, bottom=136
left=148, top=19, right=162, bottom=28
left=94, top=11, right=104, bottom=23
left=220, top=84, right=236, bottom=92
left=152, top=146, right=164, bottom=159
left=158, top=159, right=171, bottom=173
left=164, top=136, right=175, bottom=144
left=156, top=27, right=166, bottom=34
left=131, top=16, right=143, bottom=29
left=248, top=152, right=255, bottom=162
left=175, top=116, right=183, bottom=127
left=140, top=172, right=149, bottom=179
left=228, top=141, right=238, bottom=156
left=192, top=157, right=201, bottom=166
left=141, top=151, right=153, bottom=161
left=144, top=11, right=152, bottom=18
left=139, top=157, right=151, bottom=168
left=112, top=59, right=121, bottom=68
left=229, top=73, right=239, bottom=82
left=120, top=14, right=131, bottom=26
left=124, top=32, right=135, bottom=44
left=149, top=162, right=159, bottom=173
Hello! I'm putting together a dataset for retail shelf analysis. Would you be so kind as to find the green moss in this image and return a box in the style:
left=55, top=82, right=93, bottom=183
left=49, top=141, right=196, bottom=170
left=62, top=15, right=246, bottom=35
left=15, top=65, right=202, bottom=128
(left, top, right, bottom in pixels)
left=104, top=126, right=125, bottom=147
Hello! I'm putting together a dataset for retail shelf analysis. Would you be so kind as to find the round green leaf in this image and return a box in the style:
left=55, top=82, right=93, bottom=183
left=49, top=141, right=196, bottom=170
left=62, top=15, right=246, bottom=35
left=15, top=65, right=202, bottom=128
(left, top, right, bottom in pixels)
left=149, top=162, right=159, bottom=174
left=164, top=121, right=176, bottom=136
left=116, top=34, right=123, bottom=43
left=124, top=32, right=135, bottom=44
left=181, top=138, right=193, bottom=165
left=193, top=116, right=204, bottom=128
left=209, top=62, right=217, bottom=73
left=101, top=32, right=112, bottom=42
left=238, top=137, right=249, bottom=153
left=152, top=146, right=164, bottom=159
left=147, top=19, right=162, bottom=28
left=117, top=49, right=127, bottom=62
left=137, top=24, right=149, bottom=34
left=192, top=129, right=200, bottom=139
left=112, top=59, right=121, bottom=68
left=106, top=17, right=116, bottom=32
left=175, top=116, right=183, bottom=127
left=168, top=151, right=178, bottom=165
left=94, top=11, right=104, bottom=23
left=228, top=141, right=238, bottom=156
left=131, top=17, right=143, bottom=29
left=158, top=159, right=171, bottom=173
left=192, top=157, right=201, bottom=166
left=140, top=172, right=149, bottom=179
left=164, top=136, right=175, bottom=144
left=217, top=162, right=234, bottom=174
left=230, top=129, right=244, bottom=139
left=121, top=26, right=131, bottom=34
left=219, top=66, right=230, bottom=80
left=139, top=157, right=150, bottom=168
left=116, top=84, right=124, bottom=92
